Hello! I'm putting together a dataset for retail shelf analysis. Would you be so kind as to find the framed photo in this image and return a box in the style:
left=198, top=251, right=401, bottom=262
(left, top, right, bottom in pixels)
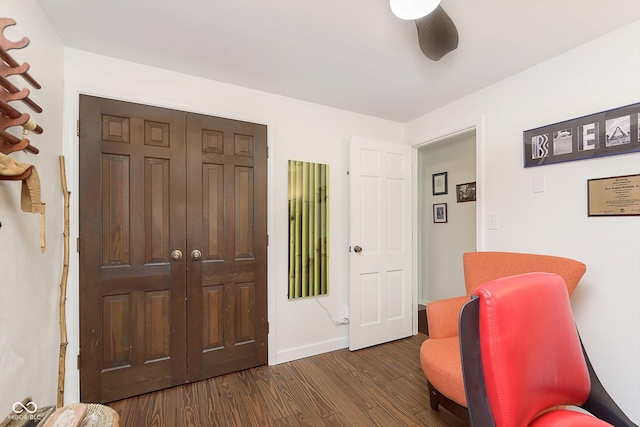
left=433, top=203, right=448, bottom=223
left=587, top=174, right=640, bottom=217
left=523, top=102, right=640, bottom=167
left=432, top=172, right=448, bottom=195
left=456, top=182, right=476, bottom=202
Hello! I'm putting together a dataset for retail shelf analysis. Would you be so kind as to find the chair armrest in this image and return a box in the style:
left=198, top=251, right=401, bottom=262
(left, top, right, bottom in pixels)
left=426, top=295, right=469, bottom=339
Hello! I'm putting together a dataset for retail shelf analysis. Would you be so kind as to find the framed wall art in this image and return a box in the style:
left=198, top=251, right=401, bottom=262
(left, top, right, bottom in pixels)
left=432, top=172, right=448, bottom=195
left=456, top=182, right=476, bottom=202
left=288, top=160, right=329, bottom=299
left=523, top=102, right=640, bottom=167
left=433, top=203, right=447, bottom=223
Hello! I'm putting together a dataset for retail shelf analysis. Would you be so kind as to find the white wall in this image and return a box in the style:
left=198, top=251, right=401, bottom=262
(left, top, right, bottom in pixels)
left=0, top=0, right=64, bottom=413
left=2, top=5, right=637, bottom=420
left=61, top=48, right=403, bottom=402
left=406, top=21, right=640, bottom=423
left=418, top=131, right=476, bottom=304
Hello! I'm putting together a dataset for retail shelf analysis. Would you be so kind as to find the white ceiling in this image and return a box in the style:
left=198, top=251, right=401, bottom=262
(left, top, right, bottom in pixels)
left=36, top=0, right=640, bottom=122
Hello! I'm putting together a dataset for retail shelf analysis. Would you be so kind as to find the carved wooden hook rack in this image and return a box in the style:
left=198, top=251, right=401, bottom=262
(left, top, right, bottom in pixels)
left=0, top=15, right=46, bottom=253
left=0, top=17, right=42, bottom=158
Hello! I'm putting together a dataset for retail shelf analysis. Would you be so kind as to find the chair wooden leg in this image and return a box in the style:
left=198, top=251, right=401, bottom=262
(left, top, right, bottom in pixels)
left=427, top=380, right=439, bottom=410
left=426, top=380, right=470, bottom=423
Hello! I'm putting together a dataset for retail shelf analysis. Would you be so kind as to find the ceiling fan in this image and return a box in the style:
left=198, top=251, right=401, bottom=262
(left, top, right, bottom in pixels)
left=390, top=0, right=458, bottom=61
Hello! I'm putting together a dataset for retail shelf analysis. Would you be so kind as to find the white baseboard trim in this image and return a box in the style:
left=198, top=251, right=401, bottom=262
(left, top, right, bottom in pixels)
left=274, top=336, right=349, bottom=365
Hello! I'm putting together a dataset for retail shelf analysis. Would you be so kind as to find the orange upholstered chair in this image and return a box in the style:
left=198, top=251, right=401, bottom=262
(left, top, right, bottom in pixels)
left=459, top=273, right=637, bottom=427
left=419, top=252, right=586, bottom=420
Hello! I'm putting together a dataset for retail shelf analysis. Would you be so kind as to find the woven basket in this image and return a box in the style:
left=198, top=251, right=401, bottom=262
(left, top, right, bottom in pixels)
left=79, top=404, right=119, bottom=427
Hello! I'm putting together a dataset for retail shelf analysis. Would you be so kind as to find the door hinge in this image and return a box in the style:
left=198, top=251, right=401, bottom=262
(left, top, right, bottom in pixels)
left=77, top=120, right=80, bottom=137
left=77, top=353, right=81, bottom=370
left=77, top=237, right=80, bottom=253
left=267, top=235, right=269, bottom=246
left=267, top=322, right=269, bottom=334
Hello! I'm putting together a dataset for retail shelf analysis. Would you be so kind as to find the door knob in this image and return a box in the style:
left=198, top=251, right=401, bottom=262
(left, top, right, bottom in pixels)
left=354, top=246, right=363, bottom=253
left=171, top=250, right=183, bottom=261
left=191, top=249, right=202, bottom=260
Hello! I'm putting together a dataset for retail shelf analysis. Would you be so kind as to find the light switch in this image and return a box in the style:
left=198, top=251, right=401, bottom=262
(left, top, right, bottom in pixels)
left=487, top=214, right=498, bottom=230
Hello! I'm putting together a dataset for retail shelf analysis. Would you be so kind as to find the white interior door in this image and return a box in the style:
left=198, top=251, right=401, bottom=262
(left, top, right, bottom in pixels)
left=349, top=136, right=413, bottom=351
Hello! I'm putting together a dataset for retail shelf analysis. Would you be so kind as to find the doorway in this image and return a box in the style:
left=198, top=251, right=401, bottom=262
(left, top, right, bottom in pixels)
left=417, top=130, right=476, bottom=305
left=78, top=95, right=268, bottom=402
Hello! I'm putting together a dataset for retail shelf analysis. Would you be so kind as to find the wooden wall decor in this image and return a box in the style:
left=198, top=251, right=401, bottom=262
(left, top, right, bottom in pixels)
left=0, top=16, right=62, bottom=408
left=0, top=17, right=42, bottom=156
left=57, top=156, right=71, bottom=408
left=0, top=17, right=46, bottom=253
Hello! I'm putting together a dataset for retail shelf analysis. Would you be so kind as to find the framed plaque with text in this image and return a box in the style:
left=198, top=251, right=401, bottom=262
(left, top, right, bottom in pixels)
left=587, top=174, right=640, bottom=217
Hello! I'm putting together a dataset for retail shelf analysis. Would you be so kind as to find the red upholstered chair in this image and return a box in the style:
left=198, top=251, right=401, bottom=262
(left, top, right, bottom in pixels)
left=420, top=252, right=586, bottom=420
left=459, top=272, right=637, bottom=427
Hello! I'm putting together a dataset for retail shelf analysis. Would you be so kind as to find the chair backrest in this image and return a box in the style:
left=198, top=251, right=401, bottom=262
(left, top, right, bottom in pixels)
left=463, top=252, right=586, bottom=297
left=460, top=273, right=591, bottom=427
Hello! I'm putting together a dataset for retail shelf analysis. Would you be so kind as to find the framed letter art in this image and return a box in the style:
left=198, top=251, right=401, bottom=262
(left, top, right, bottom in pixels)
left=524, top=102, right=640, bottom=167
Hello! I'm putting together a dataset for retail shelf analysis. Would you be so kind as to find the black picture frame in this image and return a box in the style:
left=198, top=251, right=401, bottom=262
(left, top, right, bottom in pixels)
left=523, top=102, right=640, bottom=167
left=433, top=203, right=448, bottom=223
left=456, top=182, right=476, bottom=202
left=432, top=172, right=448, bottom=195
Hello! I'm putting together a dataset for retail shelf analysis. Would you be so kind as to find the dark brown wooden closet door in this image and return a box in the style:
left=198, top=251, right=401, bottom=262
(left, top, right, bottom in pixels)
left=79, top=95, right=187, bottom=402
left=79, top=96, right=268, bottom=403
left=185, top=113, right=268, bottom=381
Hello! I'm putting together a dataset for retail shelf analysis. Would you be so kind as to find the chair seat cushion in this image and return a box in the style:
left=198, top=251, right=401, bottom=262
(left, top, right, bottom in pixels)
left=420, top=336, right=467, bottom=406
left=530, top=410, right=613, bottom=427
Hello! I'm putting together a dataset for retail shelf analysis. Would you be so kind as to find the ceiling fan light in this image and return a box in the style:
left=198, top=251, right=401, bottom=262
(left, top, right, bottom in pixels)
left=390, top=0, right=441, bottom=20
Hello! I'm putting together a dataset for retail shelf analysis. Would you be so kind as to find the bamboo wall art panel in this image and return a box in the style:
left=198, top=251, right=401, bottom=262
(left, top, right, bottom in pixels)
left=288, top=160, right=329, bottom=299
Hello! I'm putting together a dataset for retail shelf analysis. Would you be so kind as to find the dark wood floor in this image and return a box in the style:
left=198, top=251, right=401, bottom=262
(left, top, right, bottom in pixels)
left=108, top=333, right=468, bottom=426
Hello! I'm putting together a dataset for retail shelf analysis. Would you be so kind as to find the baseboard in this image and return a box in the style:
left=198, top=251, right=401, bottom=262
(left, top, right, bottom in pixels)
left=274, top=336, right=349, bottom=364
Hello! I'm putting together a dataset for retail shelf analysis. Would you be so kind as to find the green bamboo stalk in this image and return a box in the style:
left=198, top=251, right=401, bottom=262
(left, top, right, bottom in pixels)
left=321, top=164, right=329, bottom=295
left=288, top=161, right=295, bottom=298
left=289, top=197, right=295, bottom=298
left=312, top=163, right=320, bottom=296
left=307, top=163, right=315, bottom=296
left=295, top=161, right=303, bottom=298
left=301, top=162, right=310, bottom=297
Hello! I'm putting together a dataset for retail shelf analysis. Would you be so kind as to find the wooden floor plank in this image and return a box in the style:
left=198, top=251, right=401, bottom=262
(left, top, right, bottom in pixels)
left=108, top=333, right=469, bottom=427
left=177, top=381, right=201, bottom=427
left=285, top=359, right=355, bottom=420
left=273, top=363, right=332, bottom=427
left=241, top=392, right=278, bottom=427
left=253, top=374, right=294, bottom=421
left=328, top=348, right=431, bottom=421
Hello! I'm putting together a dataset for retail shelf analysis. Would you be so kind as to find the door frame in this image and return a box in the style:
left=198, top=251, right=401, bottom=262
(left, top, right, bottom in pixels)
left=409, top=121, right=485, bottom=307
left=62, top=84, right=278, bottom=404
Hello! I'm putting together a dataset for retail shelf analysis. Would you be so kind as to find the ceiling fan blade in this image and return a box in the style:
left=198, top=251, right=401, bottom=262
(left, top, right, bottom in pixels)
left=415, top=5, right=459, bottom=61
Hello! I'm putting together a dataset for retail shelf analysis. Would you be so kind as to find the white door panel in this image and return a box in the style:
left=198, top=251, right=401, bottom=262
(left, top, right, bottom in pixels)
left=349, top=136, right=413, bottom=351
